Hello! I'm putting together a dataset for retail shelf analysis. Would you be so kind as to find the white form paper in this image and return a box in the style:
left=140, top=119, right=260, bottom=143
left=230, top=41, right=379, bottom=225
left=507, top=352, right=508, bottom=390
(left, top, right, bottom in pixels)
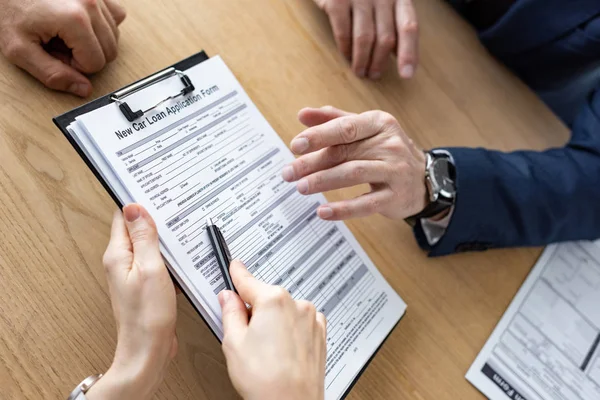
left=72, top=56, right=406, bottom=399
left=467, top=240, right=600, bottom=400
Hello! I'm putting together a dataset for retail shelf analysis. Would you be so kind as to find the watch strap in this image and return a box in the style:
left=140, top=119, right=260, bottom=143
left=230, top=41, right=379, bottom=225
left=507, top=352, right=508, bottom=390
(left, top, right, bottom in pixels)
left=405, top=198, right=452, bottom=227
left=67, top=374, right=103, bottom=400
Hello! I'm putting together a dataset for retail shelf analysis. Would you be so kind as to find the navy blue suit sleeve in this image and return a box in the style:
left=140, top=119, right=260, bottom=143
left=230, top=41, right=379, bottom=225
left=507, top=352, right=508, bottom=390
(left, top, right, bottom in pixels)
left=415, top=86, right=600, bottom=256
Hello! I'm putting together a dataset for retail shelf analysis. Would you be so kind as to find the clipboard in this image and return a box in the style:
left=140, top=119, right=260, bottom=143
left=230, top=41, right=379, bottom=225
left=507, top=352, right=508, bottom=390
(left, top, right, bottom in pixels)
left=54, top=50, right=210, bottom=209
left=52, top=50, right=225, bottom=343
left=52, top=50, right=404, bottom=400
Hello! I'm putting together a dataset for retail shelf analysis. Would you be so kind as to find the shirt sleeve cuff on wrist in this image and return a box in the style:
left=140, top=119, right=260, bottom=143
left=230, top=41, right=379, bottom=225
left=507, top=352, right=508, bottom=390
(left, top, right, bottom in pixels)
left=419, top=206, right=455, bottom=246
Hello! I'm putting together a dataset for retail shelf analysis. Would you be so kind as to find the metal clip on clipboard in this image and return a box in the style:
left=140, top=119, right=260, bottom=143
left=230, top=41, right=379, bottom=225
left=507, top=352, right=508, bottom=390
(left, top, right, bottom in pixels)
left=111, top=67, right=195, bottom=122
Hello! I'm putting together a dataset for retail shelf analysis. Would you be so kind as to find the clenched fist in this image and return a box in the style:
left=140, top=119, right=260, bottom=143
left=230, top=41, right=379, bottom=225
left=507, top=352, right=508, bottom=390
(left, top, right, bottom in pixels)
left=0, top=0, right=126, bottom=96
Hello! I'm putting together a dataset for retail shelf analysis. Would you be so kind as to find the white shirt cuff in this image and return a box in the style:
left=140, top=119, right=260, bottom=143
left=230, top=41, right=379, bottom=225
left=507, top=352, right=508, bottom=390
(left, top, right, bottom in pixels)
left=420, top=206, right=454, bottom=246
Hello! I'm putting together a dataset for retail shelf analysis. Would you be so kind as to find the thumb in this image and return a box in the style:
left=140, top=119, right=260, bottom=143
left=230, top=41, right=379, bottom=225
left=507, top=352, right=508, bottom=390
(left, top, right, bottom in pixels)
left=298, top=106, right=354, bottom=127
left=219, top=290, right=248, bottom=337
left=122, top=204, right=162, bottom=269
left=7, top=41, right=92, bottom=97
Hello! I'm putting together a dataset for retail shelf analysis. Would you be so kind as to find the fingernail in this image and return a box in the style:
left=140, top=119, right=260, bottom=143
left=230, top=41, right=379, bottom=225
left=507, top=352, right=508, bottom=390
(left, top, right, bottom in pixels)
left=291, top=137, right=309, bottom=154
left=218, top=290, right=232, bottom=307
left=358, top=68, right=366, bottom=78
left=123, top=204, right=141, bottom=222
left=400, top=65, right=414, bottom=79
left=319, top=207, right=333, bottom=219
left=297, top=179, right=309, bottom=194
left=282, top=166, right=295, bottom=182
left=370, top=71, right=382, bottom=80
left=68, top=82, right=90, bottom=97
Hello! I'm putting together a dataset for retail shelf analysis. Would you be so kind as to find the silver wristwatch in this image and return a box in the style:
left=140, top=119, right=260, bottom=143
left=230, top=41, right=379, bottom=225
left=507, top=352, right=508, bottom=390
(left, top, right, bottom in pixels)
left=67, top=374, right=103, bottom=400
left=405, top=149, right=456, bottom=226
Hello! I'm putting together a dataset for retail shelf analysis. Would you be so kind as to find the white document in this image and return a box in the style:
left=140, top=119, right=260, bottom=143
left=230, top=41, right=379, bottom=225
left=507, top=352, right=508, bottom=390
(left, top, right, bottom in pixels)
left=68, top=56, right=406, bottom=399
left=467, top=240, right=600, bottom=400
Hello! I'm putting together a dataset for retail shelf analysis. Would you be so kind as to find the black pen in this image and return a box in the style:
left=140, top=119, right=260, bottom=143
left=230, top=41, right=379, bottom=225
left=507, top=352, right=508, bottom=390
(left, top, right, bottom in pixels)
left=205, top=217, right=236, bottom=293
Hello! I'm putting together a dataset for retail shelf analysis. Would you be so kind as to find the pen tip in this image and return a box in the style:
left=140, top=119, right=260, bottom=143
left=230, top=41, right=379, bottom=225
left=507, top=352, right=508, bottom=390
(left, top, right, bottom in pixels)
left=206, top=217, right=213, bottom=226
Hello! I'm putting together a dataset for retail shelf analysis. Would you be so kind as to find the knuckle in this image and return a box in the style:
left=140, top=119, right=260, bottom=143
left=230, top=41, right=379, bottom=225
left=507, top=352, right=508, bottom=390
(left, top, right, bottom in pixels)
left=334, top=31, right=352, bottom=44
left=387, top=136, right=406, bottom=153
left=366, top=196, right=381, bottom=213
left=325, top=0, right=349, bottom=12
left=64, top=6, right=90, bottom=28
left=401, top=20, right=419, bottom=35
left=337, top=203, right=350, bottom=217
left=85, top=0, right=98, bottom=7
left=349, top=165, right=367, bottom=181
left=81, top=0, right=99, bottom=9
left=317, top=311, right=327, bottom=324
left=377, top=34, right=396, bottom=49
left=297, top=300, right=316, bottom=316
left=339, top=119, right=358, bottom=143
left=265, top=286, right=290, bottom=306
left=128, top=227, right=157, bottom=245
left=296, top=158, right=309, bottom=176
left=2, top=41, right=24, bottom=63
left=104, top=44, right=118, bottom=63
left=113, top=6, right=127, bottom=24
left=312, top=173, right=324, bottom=190
left=329, top=144, right=347, bottom=163
left=322, top=105, right=336, bottom=114
left=43, top=68, right=69, bottom=89
left=396, top=160, right=410, bottom=175
left=355, top=32, right=375, bottom=46
left=378, top=112, right=398, bottom=129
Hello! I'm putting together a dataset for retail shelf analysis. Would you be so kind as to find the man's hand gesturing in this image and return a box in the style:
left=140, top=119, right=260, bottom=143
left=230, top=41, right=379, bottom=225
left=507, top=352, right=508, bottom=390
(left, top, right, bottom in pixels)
left=283, top=106, right=428, bottom=221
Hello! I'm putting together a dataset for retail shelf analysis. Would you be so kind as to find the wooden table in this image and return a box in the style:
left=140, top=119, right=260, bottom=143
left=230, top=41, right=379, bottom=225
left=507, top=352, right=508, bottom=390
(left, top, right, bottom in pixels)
left=0, top=0, right=570, bottom=398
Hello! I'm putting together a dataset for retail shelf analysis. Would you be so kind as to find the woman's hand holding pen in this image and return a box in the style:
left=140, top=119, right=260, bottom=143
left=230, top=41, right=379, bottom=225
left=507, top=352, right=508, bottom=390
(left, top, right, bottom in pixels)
left=219, top=260, right=327, bottom=400
left=94, top=204, right=326, bottom=400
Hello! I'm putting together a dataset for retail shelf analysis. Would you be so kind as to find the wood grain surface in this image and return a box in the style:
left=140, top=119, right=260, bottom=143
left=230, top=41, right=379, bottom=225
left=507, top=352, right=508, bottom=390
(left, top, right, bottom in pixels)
left=0, top=0, right=569, bottom=399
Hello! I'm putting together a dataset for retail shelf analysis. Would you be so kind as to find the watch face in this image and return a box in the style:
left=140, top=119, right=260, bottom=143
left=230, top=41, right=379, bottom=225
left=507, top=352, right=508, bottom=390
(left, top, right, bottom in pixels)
left=432, top=158, right=456, bottom=196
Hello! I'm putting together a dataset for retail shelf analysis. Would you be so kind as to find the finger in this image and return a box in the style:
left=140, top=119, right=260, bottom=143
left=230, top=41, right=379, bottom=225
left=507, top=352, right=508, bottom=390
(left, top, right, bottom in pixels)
left=283, top=146, right=346, bottom=182
left=104, top=0, right=127, bottom=25
left=58, top=7, right=106, bottom=73
left=103, top=209, right=132, bottom=280
left=296, top=300, right=317, bottom=321
left=290, top=113, right=379, bottom=154
left=352, top=1, right=375, bottom=78
left=321, top=0, right=352, bottom=61
left=229, top=260, right=270, bottom=306
left=89, top=1, right=119, bottom=63
left=296, top=160, right=388, bottom=195
left=100, top=0, right=120, bottom=41
left=219, top=290, right=249, bottom=338
left=396, top=0, right=419, bottom=79
left=368, top=1, right=397, bottom=79
left=298, top=106, right=354, bottom=128
left=316, top=312, right=327, bottom=342
left=4, top=41, right=92, bottom=96
left=122, top=204, right=163, bottom=271
left=317, top=190, right=391, bottom=220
